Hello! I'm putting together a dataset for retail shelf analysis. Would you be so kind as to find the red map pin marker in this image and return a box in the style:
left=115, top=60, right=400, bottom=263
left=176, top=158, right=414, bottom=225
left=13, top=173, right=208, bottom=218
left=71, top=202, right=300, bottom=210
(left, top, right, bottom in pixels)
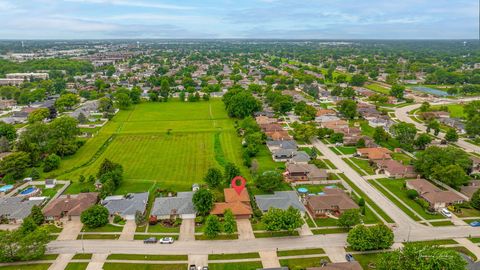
left=231, top=176, right=246, bottom=195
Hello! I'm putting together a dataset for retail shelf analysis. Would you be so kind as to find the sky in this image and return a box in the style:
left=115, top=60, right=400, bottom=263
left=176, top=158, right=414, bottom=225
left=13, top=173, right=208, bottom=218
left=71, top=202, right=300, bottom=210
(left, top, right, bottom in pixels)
left=0, top=0, right=478, bottom=39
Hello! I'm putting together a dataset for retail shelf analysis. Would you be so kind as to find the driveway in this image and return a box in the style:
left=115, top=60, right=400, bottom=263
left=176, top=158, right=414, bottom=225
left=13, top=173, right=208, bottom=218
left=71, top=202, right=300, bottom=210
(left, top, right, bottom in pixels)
left=57, top=217, right=82, bottom=241
left=259, top=250, right=280, bottom=268
left=179, top=218, right=195, bottom=241
left=119, top=220, right=136, bottom=241
left=298, top=223, right=313, bottom=236
left=324, top=247, right=346, bottom=263
left=188, top=254, right=208, bottom=268
left=48, top=253, right=74, bottom=270
left=86, top=253, right=109, bottom=270
left=236, top=218, right=254, bottom=240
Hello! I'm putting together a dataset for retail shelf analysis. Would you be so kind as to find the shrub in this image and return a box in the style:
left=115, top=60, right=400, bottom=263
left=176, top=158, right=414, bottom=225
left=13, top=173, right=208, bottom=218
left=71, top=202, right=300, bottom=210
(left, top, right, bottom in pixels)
left=406, top=189, right=419, bottom=200
left=80, top=205, right=109, bottom=228
left=113, top=215, right=123, bottom=224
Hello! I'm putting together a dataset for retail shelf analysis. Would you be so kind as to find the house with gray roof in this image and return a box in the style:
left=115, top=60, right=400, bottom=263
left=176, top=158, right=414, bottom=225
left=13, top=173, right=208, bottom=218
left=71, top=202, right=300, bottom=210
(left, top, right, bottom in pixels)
left=151, top=192, right=196, bottom=219
left=0, top=197, right=45, bottom=223
left=266, top=140, right=297, bottom=152
left=101, top=192, right=148, bottom=220
left=255, top=191, right=305, bottom=215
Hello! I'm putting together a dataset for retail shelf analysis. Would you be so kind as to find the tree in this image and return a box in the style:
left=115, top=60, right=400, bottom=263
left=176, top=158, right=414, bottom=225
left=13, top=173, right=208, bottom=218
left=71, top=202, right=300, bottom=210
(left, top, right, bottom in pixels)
left=130, top=86, right=142, bottom=104
left=55, top=93, right=79, bottom=112
left=390, top=84, right=405, bottom=99
left=373, top=127, right=390, bottom=143
left=0, top=121, right=17, bottom=141
left=390, top=122, right=417, bottom=150
left=431, top=164, right=470, bottom=189
left=179, top=91, right=186, bottom=102
left=135, top=210, right=146, bottom=226
left=330, top=132, right=344, bottom=143
left=223, top=89, right=261, bottom=118
left=98, top=97, right=114, bottom=113
left=80, top=205, right=109, bottom=228
left=419, top=102, right=430, bottom=112
left=0, top=227, right=49, bottom=262
left=347, top=224, right=393, bottom=251
left=204, top=215, right=221, bottom=239
left=466, top=115, right=480, bottom=137
left=115, top=92, right=132, bottom=109
left=204, top=168, right=223, bottom=188
left=27, top=108, right=50, bottom=123
left=224, top=162, right=240, bottom=184
left=256, top=170, right=283, bottom=192
left=262, top=207, right=304, bottom=233
left=29, top=205, right=44, bottom=226
left=350, top=74, right=367, bottom=86
left=77, top=112, right=88, bottom=124
left=378, top=243, right=467, bottom=270
left=337, top=209, right=361, bottom=230
left=464, top=100, right=480, bottom=120
left=414, top=133, right=432, bottom=150
left=445, top=128, right=458, bottom=142
left=192, top=188, right=214, bottom=216
left=337, top=100, right=357, bottom=119
left=43, top=154, right=61, bottom=172
left=414, top=146, right=472, bottom=180
left=471, top=189, right=480, bottom=210
left=0, top=151, right=30, bottom=179
left=160, top=79, right=170, bottom=101
left=223, top=209, right=236, bottom=235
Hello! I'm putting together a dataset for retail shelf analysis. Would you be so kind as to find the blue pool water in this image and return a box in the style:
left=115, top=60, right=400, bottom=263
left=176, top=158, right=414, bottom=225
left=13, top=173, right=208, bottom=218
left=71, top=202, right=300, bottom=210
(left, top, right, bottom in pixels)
left=412, top=86, right=449, bottom=97
left=20, top=187, right=36, bottom=195
left=0, top=185, right=13, bottom=192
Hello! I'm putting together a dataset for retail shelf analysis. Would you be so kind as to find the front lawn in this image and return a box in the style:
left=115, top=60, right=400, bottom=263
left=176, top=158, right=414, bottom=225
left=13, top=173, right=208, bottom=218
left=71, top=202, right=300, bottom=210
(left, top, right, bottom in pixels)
left=311, top=228, right=348, bottom=234
left=430, top=220, right=454, bottom=226
left=208, top=262, right=263, bottom=270
left=65, top=263, right=89, bottom=270
left=336, top=146, right=357, bottom=155
left=195, top=234, right=238, bottom=240
left=81, top=224, right=123, bottom=233
left=254, top=231, right=299, bottom=238
left=208, top=253, right=260, bottom=260
left=107, top=254, right=187, bottom=261
left=349, top=158, right=375, bottom=175
left=391, top=153, right=413, bottom=165
left=77, top=234, right=120, bottom=240
left=147, top=223, right=181, bottom=233
left=277, top=248, right=325, bottom=257
left=102, top=263, right=187, bottom=270
left=354, top=253, right=386, bottom=270
left=279, top=257, right=330, bottom=269
left=0, top=264, right=52, bottom=270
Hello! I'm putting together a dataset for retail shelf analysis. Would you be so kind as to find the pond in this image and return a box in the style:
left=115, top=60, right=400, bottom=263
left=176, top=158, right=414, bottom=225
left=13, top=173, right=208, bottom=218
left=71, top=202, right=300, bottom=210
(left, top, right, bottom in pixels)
left=411, top=86, right=449, bottom=97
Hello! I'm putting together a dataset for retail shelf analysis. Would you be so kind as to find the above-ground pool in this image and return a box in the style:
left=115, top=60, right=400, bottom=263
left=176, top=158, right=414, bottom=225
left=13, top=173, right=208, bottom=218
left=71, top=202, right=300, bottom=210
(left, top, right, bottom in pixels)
left=297, top=187, right=309, bottom=193
left=0, top=184, right=13, bottom=192
left=411, top=86, right=449, bottom=97
left=18, top=187, right=39, bottom=197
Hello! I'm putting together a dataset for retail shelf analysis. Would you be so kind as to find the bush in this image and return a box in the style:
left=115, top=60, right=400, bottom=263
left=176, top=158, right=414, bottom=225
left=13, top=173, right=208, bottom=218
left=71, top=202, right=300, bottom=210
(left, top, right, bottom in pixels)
left=406, top=189, right=419, bottom=200
left=80, top=205, right=109, bottom=228
left=113, top=215, right=123, bottom=224
left=416, top=198, right=430, bottom=210
left=149, top=216, right=158, bottom=225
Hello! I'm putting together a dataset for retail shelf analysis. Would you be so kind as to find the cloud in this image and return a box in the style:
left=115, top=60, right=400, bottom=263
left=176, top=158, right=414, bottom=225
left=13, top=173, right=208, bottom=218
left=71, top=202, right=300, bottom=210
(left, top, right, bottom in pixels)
left=64, top=0, right=195, bottom=10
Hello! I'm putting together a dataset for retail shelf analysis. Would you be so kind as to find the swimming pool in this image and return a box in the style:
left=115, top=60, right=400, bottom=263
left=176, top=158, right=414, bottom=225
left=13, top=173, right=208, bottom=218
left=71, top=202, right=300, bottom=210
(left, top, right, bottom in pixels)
left=0, top=184, right=13, bottom=192
left=19, top=187, right=38, bottom=195
left=411, top=86, right=449, bottom=97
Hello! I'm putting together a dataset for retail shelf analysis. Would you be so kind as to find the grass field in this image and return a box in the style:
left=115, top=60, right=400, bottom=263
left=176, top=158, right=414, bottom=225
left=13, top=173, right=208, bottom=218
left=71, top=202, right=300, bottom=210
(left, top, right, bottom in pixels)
left=279, top=256, right=330, bottom=269
left=430, top=104, right=465, bottom=118
left=102, top=263, right=187, bottom=270
left=208, top=253, right=260, bottom=260
left=0, top=264, right=51, bottom=270
left=65, top=263, right=89, bottom=270
left=53, top=100, right=252, bottom=193
left=208, top=262, right=263, bottom=270
left=365, top=83, right=390, bottom=95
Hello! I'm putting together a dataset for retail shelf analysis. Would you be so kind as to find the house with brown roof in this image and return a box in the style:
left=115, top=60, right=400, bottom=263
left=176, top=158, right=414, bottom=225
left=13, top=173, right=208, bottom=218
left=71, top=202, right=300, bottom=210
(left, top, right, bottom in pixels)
left=322, top=120, right=348, bottom=130
left=316, top=109, right=336, bottom=117
left=284, top=163, right=328, bottom=182
left=211, top=188, right=252, bottom=219
left=255, top=116, right=276, bottom=125
left=373, top=159, right=416, bottom=179
left=357, top=147, right=392, bottom=160
left=43, top=192, right=99, bottom=220
left=260, top=123, right=283, bottom=133
left=461, top=181, right=480, bottom=198
left=406, top=179, right=465, bottom=210
left=470, top=156, right=480, bottom=174
left=265, top=130, right=292, bottom=141
left=305, top=188, right=359, bottom=218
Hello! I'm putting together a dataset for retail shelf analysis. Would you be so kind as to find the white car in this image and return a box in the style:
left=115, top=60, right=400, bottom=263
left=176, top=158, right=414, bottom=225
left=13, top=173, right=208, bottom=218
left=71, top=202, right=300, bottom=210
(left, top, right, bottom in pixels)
left=159, top=237, right=174, bottom=244
left=440, top=208, right=452, bottom=218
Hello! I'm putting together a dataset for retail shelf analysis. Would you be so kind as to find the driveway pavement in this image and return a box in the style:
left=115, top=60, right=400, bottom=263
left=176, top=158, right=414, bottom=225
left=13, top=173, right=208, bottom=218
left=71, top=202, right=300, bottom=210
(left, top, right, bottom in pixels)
left=48, top=254, right=74, bottom=270
left=298, top=223, right=313, bottom=236
left=119, top=220, right=136, bottom=241
left=236, top=218, right=255, bottom=240
left=188, top=254, right=208, bottom=268
left=86, top=253, right=109, bottom=270
left=324, top=247, right=346, bottom=263
left=179, top=218, right=195, bottom=241
left=456, top=238, right=480, bottom=262
left=259, top=250, right=280, bottom=268
left=57, top=217, right=82, bottom=241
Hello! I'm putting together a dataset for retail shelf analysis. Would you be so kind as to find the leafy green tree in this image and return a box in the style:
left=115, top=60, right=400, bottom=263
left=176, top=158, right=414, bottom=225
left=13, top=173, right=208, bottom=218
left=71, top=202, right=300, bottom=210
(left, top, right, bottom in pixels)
left=390, top=84, right=405, bottom=99
left=29, top=205, right=44, bottom=226
left=135, top=210, right=146, bottom=226
left=256, top=170, right=283, bottom=192
left=330, top=132, right=344, bottom=143
left=262, top=207, right=304, bottom=233
left=204, top=215, right=221, bottom=238
left=130, top=86, right=142, bottom=104
left=80, top=205, right=109, bottom=228
left=419, top=102, right=430, bottom=112
left=0, top=121, right=17, bottom=141
left=471, top=189, right=480, bottom=210
left=115, top=92, right=132, bottom=109
left=431, top=164, right=470, bottom=189
left=414, top=133, right=432, bottom=150
left=337, top=99, right=357, bottom=119
left=349, top=74, right=367, bottom=86
left=222, top=209, right=236, bottom=235
left=347, top=224, right=393, bottom=251
left=43, top=154, right=61, bottom=172
left=223, top=89, right=261, bottom=118
left=337, top=209, right=361, bottom=230
left=378, top=243, right=467, bottom=270
left=160, top=79, right=170, bottom=101
left=373, top=127, right=390, bottom=143
left=0, top=227, right=49, bottom=262
left=192, top=188, right=215, bottom=216
left=55, top=93, right=79, bottom=112
left=224, top=162, right=240, bottom=184
left=414, top=146, right=472, bottom=180
left=204, top=168, right=223, bottom=188
left=445, top=128, right=458, bottom=142
left=0, top=151, right=30, bottom=179
left=427, top=120, right=440, bottom=136
left=390, top=122, right=417, bottom=150
left=466, top=115, right=480, bottom=137
left=98, top=97, right=114, bottom=113
left=27, top=108, right=50, bottom=123
left=30, top=168, right=40, bottom=180
left=464, top=100, right=480, bottom=120
left=179, top=91, right=186, bottom=102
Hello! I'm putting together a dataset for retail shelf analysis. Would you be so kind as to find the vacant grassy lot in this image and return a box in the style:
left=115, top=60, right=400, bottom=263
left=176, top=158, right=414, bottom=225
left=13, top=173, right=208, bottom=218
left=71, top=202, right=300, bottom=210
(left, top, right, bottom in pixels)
left=54, top=100, right=252, bottom=193
left=365, top=83, right=390, bottom=94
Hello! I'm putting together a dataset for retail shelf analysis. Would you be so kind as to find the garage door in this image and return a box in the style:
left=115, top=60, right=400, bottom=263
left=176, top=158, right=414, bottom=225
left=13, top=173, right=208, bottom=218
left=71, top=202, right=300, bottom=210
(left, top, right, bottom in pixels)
left=181, top=214, right=196, bottom=219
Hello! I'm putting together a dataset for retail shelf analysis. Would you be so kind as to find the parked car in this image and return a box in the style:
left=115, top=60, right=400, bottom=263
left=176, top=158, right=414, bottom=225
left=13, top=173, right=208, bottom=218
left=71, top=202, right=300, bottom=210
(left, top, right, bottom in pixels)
left=440, top=208, right=452, bottom=218
left=470, top=221, right=480, bottom=227
left=143, top=237, right=157, bottom=244
left=159, top=237, right=174, bottom=244
left=189, top=265, right=196, bottom=270
left=345, top=253, right=355, bottom=262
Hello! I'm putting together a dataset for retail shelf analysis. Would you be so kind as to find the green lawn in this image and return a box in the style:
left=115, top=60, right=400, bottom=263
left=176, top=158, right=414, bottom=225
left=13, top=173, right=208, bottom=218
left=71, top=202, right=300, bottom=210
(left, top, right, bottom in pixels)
left=312, top=228, right=348, bottom=234
left=349, top=158, right=375, bottom=175
left=430, top=220, right=454, bottom=226
left=147, top=224, right=181, bottom=233
left=0, top=264, right=51, bottom=270
left=431, top=104, right=465, bottom=118
left=336, top=146, right=357, bottom=155
left=72, top=254, right=92, bottom=260
left=279, top=257, right=330, bottom=269
left=391, top=153, right=413, bottom=165
left=208, top=253, right=260, bottom=260
left=354, top=253, right=386, bottom=270
left=409, top=239, right=457, bottom=245
left=277, top=248, right=325, bottom=257
left=365, top=83, right=390, bottom=94
left=376, top=179, right=442, bottom=220
left=65, top=263, right=89, bottom=270
left=102, top=263, right=187, bottom=270
left=81, top=224, right=123, bottom=232
left=208, top=262, right=263, bottom=270
left=254, top=231, right=299, bottom=238
left=342, top=158, right=366, bottom=176
left=107, top=254, right=187, bottom=261
left=77, top=234, right=120, bottom=240
left=53, top=100, right=250, bottom=193
left=195, top=234, right=238, bottom=240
